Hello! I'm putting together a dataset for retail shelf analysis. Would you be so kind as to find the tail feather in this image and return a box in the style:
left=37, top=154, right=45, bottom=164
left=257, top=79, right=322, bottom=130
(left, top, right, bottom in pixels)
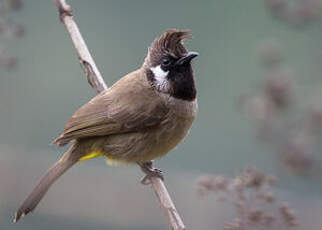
left=14, top=144, right=79, bottom=223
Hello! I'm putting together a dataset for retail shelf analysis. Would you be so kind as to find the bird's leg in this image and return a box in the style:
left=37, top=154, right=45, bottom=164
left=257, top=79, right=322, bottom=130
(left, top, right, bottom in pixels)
left=139, top=161, right=164, bottom=185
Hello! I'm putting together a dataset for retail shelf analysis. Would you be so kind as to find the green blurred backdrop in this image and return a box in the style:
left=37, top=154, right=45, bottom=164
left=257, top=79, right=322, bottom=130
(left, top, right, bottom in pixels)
left=1, top=0, right=322, bottom=229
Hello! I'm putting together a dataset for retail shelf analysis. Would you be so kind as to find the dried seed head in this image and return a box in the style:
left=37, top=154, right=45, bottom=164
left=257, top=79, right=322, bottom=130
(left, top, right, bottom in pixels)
left=196, top=175, right=228, bottom=195
left=243, top=167, right=265, bottom=188
left=223, top=218, right=244, bottom=230
left=263, top=191, right=276, bottom=203
left=279, top=202, right=297, bottom=227
left=248, top=208, right=263, bottom=223
left=263, top=213, right=276, bottom=226
left=265, top=68, right=294, bottom=109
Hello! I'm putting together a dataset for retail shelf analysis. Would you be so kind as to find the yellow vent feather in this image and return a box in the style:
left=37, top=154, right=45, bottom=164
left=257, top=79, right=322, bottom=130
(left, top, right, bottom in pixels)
left=78, top=151, right=103, bottom=162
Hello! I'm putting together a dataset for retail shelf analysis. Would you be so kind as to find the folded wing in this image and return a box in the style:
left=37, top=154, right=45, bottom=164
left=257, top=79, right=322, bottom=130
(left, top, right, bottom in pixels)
left=53, top=72, right=169, bottom=146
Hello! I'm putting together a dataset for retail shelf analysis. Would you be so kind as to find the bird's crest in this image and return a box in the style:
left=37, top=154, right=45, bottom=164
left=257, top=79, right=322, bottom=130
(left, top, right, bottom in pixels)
left=145, top=29, right=192, bottom=67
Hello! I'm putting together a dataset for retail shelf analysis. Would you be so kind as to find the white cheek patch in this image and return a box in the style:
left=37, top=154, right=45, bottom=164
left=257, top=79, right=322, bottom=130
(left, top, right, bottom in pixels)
left=150, top=65, right=170, bottom=91
left=150, top=65, right=169, bottom=81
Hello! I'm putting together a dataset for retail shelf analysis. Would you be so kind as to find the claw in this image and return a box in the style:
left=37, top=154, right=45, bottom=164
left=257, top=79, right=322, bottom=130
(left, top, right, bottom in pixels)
left=139, top=161, right=164, bottom=185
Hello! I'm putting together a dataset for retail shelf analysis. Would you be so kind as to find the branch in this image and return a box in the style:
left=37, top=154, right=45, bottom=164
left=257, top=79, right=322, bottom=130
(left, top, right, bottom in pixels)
left=150, top=177, right=186, bottom=230
left=55, top=0, right=107, bottom=93
left=54, top=1, right=187, bottom=230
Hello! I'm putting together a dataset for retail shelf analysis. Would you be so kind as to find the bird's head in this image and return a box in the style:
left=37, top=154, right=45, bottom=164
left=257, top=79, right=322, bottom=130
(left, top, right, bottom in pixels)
left=144, top=29, right=198, bottom=101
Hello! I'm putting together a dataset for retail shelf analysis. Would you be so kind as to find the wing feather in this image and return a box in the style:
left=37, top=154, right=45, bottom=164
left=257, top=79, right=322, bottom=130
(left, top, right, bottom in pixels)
left=53, top=71, right=169, bottom=146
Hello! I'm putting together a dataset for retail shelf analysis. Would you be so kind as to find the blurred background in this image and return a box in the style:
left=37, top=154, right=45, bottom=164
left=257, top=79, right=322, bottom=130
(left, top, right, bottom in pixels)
left=1, top=0, right=322, bottom=229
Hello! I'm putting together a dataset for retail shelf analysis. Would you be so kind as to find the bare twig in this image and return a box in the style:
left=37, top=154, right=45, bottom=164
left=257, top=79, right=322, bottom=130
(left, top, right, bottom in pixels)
left=151, top=177, right=186, bottom=230
left=54, top=1, right=186, bottom=229
left=55, top=0, right=107, bottom=93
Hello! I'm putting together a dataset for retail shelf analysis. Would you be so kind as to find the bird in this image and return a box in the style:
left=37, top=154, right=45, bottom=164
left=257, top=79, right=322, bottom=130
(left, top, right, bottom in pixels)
left=14, top=29, right=198, bottom=223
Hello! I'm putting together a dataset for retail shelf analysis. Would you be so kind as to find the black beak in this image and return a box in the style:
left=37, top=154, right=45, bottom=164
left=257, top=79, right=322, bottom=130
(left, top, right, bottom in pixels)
left=175, top=51, right=199, bottom=66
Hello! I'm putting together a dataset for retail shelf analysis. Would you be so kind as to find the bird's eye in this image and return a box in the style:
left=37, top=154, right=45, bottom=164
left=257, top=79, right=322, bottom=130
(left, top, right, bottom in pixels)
left=161, top=57, right=171, bottom=66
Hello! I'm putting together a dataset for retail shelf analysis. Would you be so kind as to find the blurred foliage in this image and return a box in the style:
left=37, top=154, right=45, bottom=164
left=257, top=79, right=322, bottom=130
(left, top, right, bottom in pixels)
left=0, top=0, right=24, bottom=70
left=197, top=168, right=297, bottom=230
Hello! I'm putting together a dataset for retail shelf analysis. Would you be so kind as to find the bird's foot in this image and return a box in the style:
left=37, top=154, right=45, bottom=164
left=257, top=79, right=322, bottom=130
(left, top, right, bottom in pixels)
left=139, top=161, right=164, bottom=185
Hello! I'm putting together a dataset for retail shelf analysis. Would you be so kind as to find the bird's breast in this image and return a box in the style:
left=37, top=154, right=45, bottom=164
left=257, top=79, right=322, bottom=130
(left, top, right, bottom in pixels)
left=98, top=97, right=197, bottom=163
left=147, top=97, right=198, bottom=160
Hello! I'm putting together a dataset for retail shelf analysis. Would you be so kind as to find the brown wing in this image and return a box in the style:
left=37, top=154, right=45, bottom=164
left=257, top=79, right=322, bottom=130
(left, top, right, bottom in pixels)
left=53, top=71, right=169, bottom=146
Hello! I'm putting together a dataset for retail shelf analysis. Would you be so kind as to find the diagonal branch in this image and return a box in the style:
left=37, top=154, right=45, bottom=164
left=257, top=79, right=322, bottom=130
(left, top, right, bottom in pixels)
left=55, top=0, right=107, bottom=93
left=54, top=1, right=187, bottom=230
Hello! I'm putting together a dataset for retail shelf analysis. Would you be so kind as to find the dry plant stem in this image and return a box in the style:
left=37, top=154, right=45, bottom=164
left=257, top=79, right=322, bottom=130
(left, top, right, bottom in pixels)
left=151, top=177, right=186, bottom=230
left=54, top=1, right=186, bottom=230
left=55, top=0, right=107, bottom=93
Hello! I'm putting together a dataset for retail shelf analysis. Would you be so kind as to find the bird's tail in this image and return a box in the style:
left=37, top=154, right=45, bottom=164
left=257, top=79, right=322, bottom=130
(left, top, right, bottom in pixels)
left=14, top=143, right=80, bottom=223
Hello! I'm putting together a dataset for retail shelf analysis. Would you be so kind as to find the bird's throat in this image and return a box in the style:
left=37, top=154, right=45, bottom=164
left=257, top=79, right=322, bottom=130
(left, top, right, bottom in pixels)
left=146, top=66, right=196, bottom=101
